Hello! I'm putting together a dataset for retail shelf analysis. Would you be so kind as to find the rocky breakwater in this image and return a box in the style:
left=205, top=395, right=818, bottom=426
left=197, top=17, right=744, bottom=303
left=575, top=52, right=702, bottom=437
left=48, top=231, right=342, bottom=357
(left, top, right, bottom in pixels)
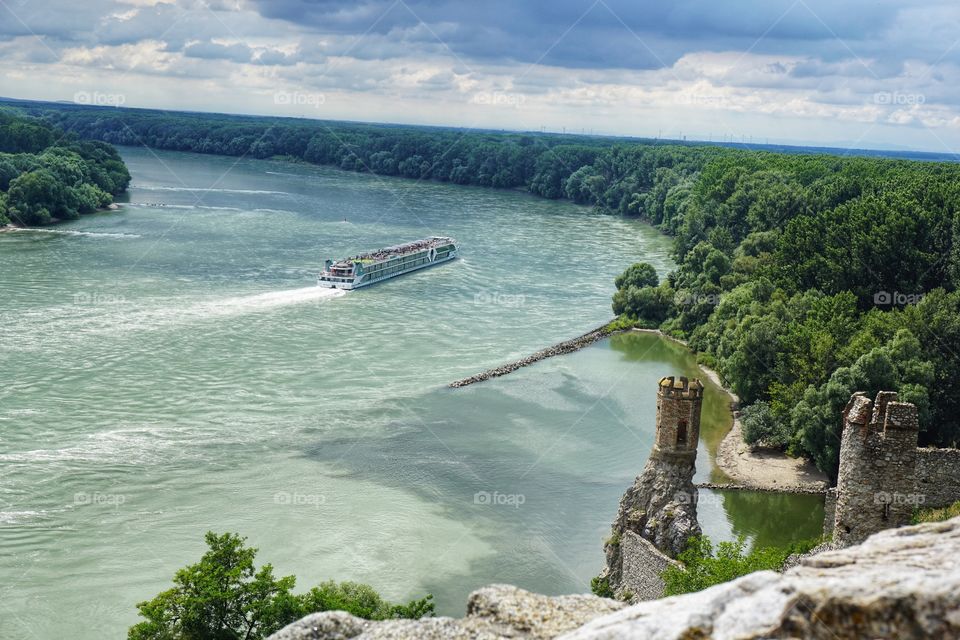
left=449, top=324, right=616, bottom=388
left=269, top=516, right=960, bottom=639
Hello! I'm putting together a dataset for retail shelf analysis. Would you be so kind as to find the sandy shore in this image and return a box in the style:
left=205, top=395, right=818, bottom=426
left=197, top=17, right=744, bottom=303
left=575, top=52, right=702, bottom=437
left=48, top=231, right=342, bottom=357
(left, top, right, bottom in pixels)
left=0, top=225, right=22, bottom=234
left=715, top=417, right=828, bottom=491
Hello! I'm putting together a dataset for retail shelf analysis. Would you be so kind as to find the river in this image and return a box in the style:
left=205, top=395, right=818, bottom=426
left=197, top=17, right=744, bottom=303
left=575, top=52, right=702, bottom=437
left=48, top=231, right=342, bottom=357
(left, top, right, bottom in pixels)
left=0, top=147, right=823, bottom=638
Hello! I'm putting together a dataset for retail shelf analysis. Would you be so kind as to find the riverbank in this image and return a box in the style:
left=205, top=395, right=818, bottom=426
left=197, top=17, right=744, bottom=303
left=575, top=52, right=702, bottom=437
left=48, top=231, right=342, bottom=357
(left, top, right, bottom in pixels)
left=450, top=324, right=830, bottom=491
left=0, top=204, right=121, bottom=235
left=716, top=417, right=829, bottom=491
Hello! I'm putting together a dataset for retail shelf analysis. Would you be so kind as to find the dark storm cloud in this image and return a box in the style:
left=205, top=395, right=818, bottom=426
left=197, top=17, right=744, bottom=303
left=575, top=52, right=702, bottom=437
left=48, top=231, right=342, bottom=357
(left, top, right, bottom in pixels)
left=184, top=41, right=253, bottom=63
left=247, top=0, right=911, bottom=70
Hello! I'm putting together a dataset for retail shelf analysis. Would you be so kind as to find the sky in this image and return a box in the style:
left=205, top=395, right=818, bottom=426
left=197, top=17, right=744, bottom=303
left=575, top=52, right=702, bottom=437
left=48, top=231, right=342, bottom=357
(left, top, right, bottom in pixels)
left=1, top=0, right=960, bottom=152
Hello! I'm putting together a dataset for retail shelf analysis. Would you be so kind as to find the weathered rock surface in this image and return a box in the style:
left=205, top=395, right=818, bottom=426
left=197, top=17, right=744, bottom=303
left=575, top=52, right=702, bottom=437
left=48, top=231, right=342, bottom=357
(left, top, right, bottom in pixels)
left=564, top=517, right=960, bottom=639
left=270, top=517, right=960, bottom=640
left=605, top=451, right=700, bottom=564
left=267, top=584, right=624, bottom=640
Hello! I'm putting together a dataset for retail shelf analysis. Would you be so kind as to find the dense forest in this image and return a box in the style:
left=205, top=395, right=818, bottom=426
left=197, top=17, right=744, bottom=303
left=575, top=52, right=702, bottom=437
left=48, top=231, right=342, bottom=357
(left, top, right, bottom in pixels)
left=0, top=109, right=130, bottom=226
left=609, top=150, right=960, bottom=478
left=12, top=100, right=960, bottom=478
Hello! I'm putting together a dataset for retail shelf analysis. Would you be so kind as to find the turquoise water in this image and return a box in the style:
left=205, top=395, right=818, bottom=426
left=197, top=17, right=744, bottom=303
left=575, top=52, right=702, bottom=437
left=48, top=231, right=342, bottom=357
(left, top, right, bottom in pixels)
left=0, top=148, right=822, bottom=638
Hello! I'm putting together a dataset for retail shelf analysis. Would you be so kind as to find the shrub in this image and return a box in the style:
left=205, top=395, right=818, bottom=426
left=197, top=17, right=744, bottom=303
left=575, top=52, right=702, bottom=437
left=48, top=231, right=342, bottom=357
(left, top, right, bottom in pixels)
left=661, top=535, right=816, bottom=596
left=129, top=532, right=433, bottom=640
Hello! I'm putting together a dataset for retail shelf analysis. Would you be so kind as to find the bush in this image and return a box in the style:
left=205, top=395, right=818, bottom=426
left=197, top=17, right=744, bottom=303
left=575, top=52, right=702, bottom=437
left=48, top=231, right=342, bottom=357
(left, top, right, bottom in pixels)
left=129, top=532, right=433, bottom=640
left=590, top=575, right=615, bottom=598
left=740, top=401, right=791, bottom=449
left=661, top=535, right=816, bottom=596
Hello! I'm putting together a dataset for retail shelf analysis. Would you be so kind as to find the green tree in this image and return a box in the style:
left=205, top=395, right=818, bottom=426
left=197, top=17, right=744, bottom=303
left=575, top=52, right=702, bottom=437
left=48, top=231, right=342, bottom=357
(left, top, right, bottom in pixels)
left=129, top=532, right=434, bottom=640
left=614, top=262, right=659, bottom=290
left=661, top=535, right=814, bottom=596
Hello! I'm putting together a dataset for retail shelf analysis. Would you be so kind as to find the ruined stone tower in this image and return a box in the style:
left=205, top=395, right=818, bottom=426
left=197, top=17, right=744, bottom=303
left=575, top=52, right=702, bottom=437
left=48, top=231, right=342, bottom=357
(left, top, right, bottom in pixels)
left=833, top=391, right=920, bottom=547
left=653, top=375, right=703, bottom=461
left=602, top=376, right=704, bottom=599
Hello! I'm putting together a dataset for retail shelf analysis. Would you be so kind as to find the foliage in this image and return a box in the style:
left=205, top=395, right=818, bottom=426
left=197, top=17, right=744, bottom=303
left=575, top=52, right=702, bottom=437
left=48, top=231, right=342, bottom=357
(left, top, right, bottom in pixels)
left=590, top=575, right=615, bottom=599
left=606, top=147, right=960, bottom=478
left=740, top=401, right=790, bottom=449
left=129, top=532, right=433, bottom=640
left=614, top=262, right=659, bottom=290
left=0, top=109, right=128, bottom=226
left=912, top=500, right=960, bottom=524
left=661, top=535, right=816, bottom=596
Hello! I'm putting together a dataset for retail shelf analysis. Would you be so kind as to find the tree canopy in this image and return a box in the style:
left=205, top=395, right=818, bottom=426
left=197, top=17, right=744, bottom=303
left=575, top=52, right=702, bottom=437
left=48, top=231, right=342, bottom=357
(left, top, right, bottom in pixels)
left=0, top=108, right=129, bottom=226
left=129, top=532, right=434, bottom=640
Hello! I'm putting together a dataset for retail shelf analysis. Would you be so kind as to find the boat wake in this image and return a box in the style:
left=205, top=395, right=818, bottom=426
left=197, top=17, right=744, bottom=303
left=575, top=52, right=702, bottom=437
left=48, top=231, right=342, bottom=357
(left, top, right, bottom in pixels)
left=209, top=286, right=346, bottom=316
left=11, top=228, right=141, bottom=238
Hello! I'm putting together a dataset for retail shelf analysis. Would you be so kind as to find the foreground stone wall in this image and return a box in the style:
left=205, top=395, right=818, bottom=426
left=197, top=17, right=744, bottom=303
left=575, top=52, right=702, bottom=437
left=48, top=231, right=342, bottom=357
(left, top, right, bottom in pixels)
left=269, top=517, right=960, bottom=640
left=915, top=447, right=960, bottom=508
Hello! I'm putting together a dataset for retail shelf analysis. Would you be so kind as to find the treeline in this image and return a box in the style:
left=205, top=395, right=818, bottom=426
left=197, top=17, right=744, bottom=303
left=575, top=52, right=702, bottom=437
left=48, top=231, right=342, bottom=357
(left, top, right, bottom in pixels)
left=612, top=151, right=960, bottom=478
left=18, top=102, right=960, bottom=477
left=0, top=109, right=130, bottom=226
left=21, top=102, right=721, bottom=209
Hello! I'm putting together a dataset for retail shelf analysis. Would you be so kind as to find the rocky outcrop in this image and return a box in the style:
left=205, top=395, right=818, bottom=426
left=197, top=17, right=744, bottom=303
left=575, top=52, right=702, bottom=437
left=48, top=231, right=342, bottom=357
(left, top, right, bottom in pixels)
left=267, top=585, right=624, bottom=640
left=565, top=517, right=960, bottom=639
left=605, top=453, right=699, bottom=562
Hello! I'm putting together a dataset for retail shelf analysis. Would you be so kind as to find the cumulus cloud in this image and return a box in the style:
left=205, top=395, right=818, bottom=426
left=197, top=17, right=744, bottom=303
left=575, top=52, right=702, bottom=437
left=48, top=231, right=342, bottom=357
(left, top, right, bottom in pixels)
left=2, top=0, right=960, bottom=150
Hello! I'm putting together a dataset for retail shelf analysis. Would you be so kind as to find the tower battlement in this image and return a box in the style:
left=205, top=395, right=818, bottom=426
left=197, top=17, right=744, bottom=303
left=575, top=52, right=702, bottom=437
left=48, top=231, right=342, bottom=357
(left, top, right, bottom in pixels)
left=658, top=376, right=704, bottom=399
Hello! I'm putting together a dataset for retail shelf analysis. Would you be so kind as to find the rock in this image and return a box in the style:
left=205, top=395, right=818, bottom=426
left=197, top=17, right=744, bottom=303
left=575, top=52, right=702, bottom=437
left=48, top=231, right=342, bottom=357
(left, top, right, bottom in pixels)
left=267, top=585, right=624, bottom=640
left=466, top=584, right=624, bottom=638
left=562, top=517, right=960, bottom=639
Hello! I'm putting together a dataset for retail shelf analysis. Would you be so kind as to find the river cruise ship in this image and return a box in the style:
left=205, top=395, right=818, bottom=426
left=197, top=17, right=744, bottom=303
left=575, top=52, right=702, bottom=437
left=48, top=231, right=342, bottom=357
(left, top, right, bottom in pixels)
left=318, top=236, right=459, bottom=290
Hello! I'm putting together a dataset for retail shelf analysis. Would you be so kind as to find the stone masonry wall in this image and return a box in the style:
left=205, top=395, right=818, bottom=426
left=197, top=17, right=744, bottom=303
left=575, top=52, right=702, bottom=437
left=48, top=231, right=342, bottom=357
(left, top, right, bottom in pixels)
left=616, top=531, right=680, bottom=603
left=915, top=447, right=960, bottom=508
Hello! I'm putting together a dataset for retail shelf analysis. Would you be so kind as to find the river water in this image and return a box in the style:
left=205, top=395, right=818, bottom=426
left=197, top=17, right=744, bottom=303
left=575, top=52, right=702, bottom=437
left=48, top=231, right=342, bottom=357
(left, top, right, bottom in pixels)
left=0, top=147, right=823, bottom=638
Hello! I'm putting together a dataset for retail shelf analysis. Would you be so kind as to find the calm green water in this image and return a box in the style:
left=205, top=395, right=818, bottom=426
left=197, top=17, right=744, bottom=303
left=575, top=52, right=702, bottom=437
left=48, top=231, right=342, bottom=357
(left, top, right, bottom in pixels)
left=0, top=148, right=823, bottom=638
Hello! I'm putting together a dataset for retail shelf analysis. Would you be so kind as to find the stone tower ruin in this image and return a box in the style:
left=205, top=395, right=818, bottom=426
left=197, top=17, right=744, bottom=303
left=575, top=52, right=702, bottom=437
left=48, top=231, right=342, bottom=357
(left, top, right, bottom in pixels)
left=602, top=376, right=704, bottom=599
left=654, top=375, right=703, bottom=460
left=833, top=391, right=920, bottom=547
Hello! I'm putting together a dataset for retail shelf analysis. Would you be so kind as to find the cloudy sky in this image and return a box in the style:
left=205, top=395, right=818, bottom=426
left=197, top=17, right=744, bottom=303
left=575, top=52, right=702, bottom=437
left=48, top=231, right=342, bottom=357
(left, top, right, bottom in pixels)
left=1, top=0, right=959, bottom=152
